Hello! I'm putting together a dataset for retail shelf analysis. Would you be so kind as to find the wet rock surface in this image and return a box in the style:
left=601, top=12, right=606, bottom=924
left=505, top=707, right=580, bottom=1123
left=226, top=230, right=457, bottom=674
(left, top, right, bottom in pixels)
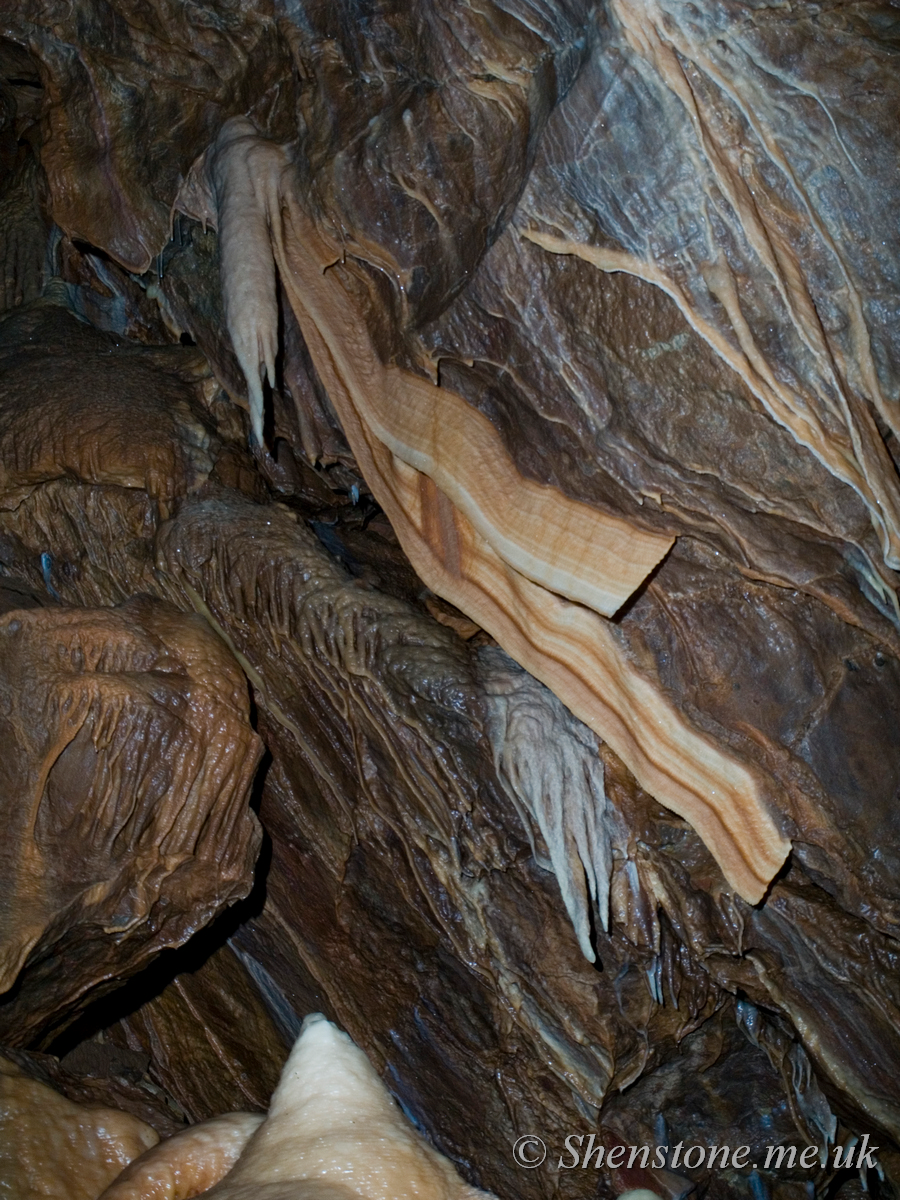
left=0, top=584, right=263, bottom=1046
left=0, top=299, right=219, bottom=511
left=0, top=3, right=899, bottom=1199
left=0, top=1051, right=159, bottom=1199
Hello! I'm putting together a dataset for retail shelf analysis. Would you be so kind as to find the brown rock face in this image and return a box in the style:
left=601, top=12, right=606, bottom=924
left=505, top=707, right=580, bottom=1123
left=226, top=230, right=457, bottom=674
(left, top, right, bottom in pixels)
left=0, top=298, right=218, bottom=514
left=1, top=2, right=900, bottom=1200
left=0, top=1041, right=188, bottom=1138
left=0, top=594, right=263, bottom=1045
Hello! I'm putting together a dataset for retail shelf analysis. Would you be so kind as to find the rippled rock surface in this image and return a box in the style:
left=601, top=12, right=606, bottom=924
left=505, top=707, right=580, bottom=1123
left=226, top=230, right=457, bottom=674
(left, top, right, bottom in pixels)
left=1, top=3, right=899, bottom=1199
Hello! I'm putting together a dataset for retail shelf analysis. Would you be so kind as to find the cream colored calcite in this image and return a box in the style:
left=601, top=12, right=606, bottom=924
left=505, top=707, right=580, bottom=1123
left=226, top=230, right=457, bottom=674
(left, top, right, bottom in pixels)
left=0, top=1054, right=158, bottom=1200
left=270, top=196, right=790, bottom=903
left=198, top=1014, right=493, bottom=1200
left=208, top=119, right=283, bottom=446
left=179, top=121, right=791, bottom=907
left=477, top=646, right=612, bottom=961
left=97, top=1112, right=263, bottom=1199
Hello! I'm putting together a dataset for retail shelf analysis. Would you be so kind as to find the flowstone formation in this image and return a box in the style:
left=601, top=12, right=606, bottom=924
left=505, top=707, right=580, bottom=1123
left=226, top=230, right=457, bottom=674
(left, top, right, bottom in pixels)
left=0, top=1053, right=159, bottom=1199
left=1, top=1, right=900, bottom=1198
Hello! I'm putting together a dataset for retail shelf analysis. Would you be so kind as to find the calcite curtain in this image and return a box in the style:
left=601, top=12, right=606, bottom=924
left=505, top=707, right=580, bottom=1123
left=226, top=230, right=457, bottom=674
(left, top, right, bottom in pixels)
left=1, top=1, right=900, bottom=1198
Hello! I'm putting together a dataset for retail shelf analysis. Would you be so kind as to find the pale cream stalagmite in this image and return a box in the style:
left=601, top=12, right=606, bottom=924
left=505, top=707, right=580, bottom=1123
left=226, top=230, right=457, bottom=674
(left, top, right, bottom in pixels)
left=198, top=1014, right=494, bottom=1200
left=180, top=120, right=790, bottom=905
left=97, top=1112, right=264, bottom=1199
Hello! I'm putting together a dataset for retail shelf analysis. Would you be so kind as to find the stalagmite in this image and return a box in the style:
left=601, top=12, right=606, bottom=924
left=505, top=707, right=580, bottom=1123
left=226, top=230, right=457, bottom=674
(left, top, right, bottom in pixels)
left=199, top=1015, right=493, bottom=1200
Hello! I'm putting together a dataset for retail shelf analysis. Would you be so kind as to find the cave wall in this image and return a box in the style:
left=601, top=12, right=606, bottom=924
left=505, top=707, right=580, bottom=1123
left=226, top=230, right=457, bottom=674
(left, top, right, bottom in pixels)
left=2, top=2, right=900, bottom=1198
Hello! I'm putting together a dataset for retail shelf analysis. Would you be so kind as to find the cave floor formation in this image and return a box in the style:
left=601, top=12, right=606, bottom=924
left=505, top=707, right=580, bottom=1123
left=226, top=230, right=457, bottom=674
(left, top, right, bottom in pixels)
left=2, top=2, right=900, bottom=1198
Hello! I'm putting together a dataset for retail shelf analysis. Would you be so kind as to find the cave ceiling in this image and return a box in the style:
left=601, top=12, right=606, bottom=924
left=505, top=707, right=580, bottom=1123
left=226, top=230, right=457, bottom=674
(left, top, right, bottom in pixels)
left=1, top=1, right=900, bottom=1198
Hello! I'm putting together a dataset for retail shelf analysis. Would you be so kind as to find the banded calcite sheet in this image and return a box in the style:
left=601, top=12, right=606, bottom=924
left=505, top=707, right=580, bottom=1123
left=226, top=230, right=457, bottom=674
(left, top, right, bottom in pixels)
left=1, top=1, right=900, bottom=1197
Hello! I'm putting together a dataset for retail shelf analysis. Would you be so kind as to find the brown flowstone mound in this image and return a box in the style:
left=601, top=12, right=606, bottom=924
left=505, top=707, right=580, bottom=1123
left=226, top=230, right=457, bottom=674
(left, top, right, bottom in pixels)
left=0, top=593, right=264, bottom=1045
left=0, top=299, right=218, bottom=514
